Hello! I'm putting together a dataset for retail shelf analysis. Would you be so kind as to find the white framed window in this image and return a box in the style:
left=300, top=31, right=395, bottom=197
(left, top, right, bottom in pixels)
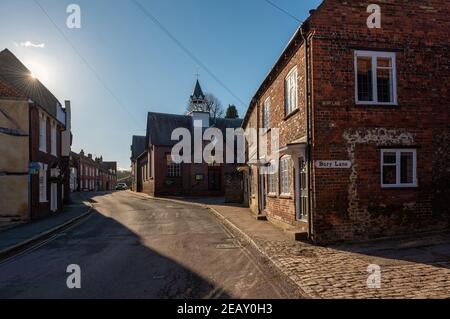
left=51, top=122, right=57, bottom=156
left=355, top=51, right=397, bottom=105
left=39, top=115, right=47, bottom=152
left=167, top=154, right=181, bottom=177
left=263, top=98, right=271, bottom=130
left=267, top=161, right=276, bottom=194
left=279, top=156, right=291, bottom=195
left=381, top=149, right=417, bottom=188
left=39, top=163, right=48, bottom=202
left=285, top=67, right=298, bottom=115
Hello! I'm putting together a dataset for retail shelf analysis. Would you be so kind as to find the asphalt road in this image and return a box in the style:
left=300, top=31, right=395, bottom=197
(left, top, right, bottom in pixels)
left=0, top=191, right=298, bottom=299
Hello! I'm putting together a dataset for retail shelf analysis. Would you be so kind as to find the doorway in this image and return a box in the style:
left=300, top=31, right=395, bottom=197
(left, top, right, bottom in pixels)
left=50, top=183, right=57, bottom=212
left=208, top=167, right=221, bottom=191
left=296, top=158, right=309, bottom=220
left=259, top=173, right=266, bottom=211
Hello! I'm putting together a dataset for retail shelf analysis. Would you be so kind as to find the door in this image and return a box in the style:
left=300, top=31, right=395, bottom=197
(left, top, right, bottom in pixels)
left=50, top=183, right=58, bottom=212
left=259, top=173, right=266, bottom=211
left=296, top=159, right=309, bottom=220
left=208, top=167, right=221, bottom=191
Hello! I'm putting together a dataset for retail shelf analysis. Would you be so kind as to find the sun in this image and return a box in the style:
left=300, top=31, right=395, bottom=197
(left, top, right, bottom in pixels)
left=27, top=60, right=50, bottom=84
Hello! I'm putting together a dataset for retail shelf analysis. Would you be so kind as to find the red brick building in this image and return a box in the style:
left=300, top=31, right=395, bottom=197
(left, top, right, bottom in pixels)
left=0, top=49, right=72, bottom=220
left=132, top=80, right=243, bottom=200
left=70, top=150, right=117, bottom=192
left=242, top=0, right=450, bottom=243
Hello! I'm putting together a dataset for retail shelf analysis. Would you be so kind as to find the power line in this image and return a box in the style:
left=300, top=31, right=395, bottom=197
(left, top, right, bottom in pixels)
left=33, top=0, right=145, bottom=129
left=263, top=0, right=302, bottom=23
left=131, top=0, right=247, bottom=108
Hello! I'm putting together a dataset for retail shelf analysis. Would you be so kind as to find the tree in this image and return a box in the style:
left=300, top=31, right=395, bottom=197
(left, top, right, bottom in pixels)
left=225, top=104, right=239, bottom=119
left=205, top=93, right=224, bottom=119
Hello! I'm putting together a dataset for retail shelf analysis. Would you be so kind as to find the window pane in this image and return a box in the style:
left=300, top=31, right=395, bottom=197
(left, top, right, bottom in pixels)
left=383, top=165, right=397, bottom=185
left=383, top=152, right=396, bottom=164
left=280, top=158, right=290, bottom=194
left=400, top=152, right=414, bottom=184
left=377, top=67, right=392, bottom=102
left=357, top=57, right=373, bottom=101
left=377, top=57, right=392, bottom=68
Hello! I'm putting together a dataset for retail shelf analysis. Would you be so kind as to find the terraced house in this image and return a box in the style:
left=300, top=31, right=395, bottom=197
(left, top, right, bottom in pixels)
left=242, top=0, right=450, bottom=243
left=69, top=150, right=117, bottom=192
left=0, top=49, right=72, bottom=221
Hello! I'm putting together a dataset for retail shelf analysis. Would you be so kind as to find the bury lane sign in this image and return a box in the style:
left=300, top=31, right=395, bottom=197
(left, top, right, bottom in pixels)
left=315, top=160, right=352, bottom=169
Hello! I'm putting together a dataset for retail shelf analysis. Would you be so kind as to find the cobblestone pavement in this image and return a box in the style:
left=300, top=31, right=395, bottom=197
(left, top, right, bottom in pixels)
left=126, top=193, right=450, bottom=299
left=252, top=233, right=450, bottom=299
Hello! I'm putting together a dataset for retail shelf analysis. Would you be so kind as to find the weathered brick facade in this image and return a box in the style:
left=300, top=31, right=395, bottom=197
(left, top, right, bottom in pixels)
left=243, top=0, right=450, bottom=243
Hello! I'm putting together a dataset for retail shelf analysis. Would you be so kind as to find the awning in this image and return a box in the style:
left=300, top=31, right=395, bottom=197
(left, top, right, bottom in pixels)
left=278, top=136, right=307, bottom=156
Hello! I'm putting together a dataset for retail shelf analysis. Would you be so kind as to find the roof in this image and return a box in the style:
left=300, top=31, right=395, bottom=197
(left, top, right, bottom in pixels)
left=0, top=49, right=61, bottom=118
left=102, top=161, right=117, bottom=172
left=146, top=112, right=243, bottom=147
left=241, top=2, right=324, bottom=127
left=0, top=78, right=26, bottom=99
left=131, top=135, right=147, bottom=160
left=191, top=79, right=205, bottom=100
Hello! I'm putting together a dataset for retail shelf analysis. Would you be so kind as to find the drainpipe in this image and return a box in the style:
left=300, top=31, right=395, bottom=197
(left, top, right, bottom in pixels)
left=301, top=24, right=313, bottom=241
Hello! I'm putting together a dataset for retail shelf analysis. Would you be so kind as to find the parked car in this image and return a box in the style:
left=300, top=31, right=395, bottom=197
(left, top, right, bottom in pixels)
left=115, top=183, right=128, bottom=190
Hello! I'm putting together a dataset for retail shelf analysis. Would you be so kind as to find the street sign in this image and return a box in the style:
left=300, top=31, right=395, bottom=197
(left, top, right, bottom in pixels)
left=315, top=160, right=352, bottom=169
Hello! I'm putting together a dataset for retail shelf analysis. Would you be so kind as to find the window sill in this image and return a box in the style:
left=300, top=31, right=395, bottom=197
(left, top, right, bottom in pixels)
left=284, top=108, right=299, bottom=121
left=355, top=101, right=398, bottom=107
left=279, top=194, right=292, bottom=199
left=381, top=185, right=418, bottom=189
left=267, top=193, right=277, bottom=198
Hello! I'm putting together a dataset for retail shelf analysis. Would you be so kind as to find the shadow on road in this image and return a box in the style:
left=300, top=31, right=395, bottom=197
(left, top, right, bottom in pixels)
left=0, top=207, right=232, bottom=299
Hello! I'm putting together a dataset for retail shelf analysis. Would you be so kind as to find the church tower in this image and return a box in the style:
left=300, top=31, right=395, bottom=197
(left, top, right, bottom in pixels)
left=189, top=79, right=208, bottom=112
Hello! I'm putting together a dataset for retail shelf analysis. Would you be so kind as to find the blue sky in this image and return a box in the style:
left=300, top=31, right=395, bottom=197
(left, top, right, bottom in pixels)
left=0, top=0, right=322, bottom=170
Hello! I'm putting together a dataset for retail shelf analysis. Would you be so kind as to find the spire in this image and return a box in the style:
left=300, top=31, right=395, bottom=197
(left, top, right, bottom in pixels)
left=189, top=79, right=207, bottom=112
left=192, top=79, right=205, bottom=100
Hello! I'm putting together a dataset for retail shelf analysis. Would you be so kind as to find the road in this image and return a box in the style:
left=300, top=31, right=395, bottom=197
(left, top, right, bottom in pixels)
left=0, top=191, right=298, bottom=299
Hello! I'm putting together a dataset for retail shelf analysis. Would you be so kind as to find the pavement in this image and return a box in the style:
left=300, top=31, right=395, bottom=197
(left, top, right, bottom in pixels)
left=134, top=193, right=450, bottom=299
left=0, top=192, right=93, bottom=259
left=0, top=191, right=300, bottom=299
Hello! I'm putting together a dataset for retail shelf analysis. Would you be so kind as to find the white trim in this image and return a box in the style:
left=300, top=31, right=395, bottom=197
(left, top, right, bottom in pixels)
left=285, top=67, right=298, bottom=115
left=381, top=149, right=417, bottom=188
left=50, top=121, right=57, bottom=156
left=279, top=155, right=291, bottom=196
left=355, top=50, right=397, bottom=105
left=263, top=97, right=271, bottom=130
left=39, top=115, right=47, bottom=153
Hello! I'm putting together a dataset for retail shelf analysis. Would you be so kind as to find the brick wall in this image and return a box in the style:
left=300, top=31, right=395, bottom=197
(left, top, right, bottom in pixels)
left=308, top=0, right=450, bottom=242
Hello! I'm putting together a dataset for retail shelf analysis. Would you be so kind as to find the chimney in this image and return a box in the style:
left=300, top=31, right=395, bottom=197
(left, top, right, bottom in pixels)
left=64, top=100, right=71, bottom=131
left=88, top=154, right=92, bottom=160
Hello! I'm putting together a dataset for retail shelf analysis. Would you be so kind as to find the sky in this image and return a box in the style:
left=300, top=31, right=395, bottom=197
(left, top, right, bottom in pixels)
left=0, top=0, right=322, bottom=170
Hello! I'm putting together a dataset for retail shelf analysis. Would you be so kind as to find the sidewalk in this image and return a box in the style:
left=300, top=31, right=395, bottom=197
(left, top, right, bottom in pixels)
left=0, top=193, right=93, bottom=259
left=128, top=191, right=450, bottom=299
